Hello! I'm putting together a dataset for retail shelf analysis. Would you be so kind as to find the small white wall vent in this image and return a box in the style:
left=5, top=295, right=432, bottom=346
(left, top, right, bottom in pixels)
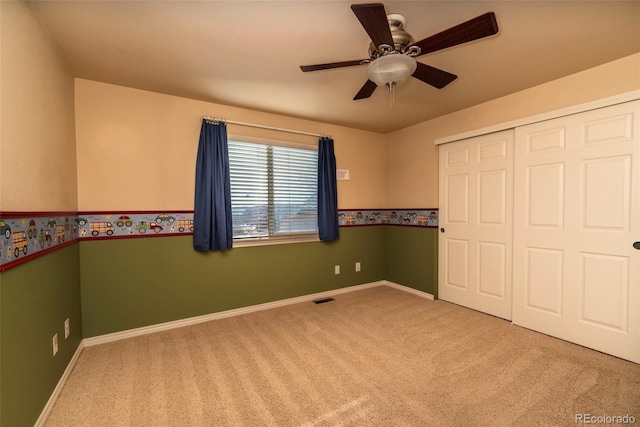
left=336, top=169, right=350, bottom=180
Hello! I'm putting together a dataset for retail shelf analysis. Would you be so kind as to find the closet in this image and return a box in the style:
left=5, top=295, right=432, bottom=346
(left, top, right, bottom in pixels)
left=438, top=99, right=639, bottom=363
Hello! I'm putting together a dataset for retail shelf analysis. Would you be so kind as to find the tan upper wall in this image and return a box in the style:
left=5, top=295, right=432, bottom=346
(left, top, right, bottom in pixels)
left=75, top=79, right=385, bottom=211
left=385, top=53, right=640, bottom=208
left=0, top=1, right=77, bottom=211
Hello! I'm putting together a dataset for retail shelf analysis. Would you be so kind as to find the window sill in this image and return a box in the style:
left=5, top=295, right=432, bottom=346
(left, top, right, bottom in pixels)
left=232, top=235, right=320, bottom=248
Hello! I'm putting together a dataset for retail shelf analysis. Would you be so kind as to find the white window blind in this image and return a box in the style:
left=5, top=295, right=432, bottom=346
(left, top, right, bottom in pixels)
left=228, top=139, right=318, bottom=241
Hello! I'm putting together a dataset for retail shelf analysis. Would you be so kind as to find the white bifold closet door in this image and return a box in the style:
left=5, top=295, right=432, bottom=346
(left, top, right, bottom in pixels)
left=513, top=100, right=640, bottom=363
left=438, top=130, right=514, bottom=320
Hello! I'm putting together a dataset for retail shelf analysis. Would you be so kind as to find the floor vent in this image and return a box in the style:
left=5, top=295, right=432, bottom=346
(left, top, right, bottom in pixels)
left=313, top=297, right=335, bottom=304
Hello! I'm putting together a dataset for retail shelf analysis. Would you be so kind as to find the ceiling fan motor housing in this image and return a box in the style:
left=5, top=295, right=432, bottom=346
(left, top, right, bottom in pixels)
left=369, top=14, right=415, bottom=58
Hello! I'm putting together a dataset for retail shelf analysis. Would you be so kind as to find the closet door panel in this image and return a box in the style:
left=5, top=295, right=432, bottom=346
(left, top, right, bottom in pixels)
left=439, top=130, right=514, bottom=320
left=513, top=100, right=640, bottom=363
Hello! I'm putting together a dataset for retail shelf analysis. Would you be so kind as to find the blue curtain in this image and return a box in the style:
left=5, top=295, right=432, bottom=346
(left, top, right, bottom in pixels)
left=193, top=120, right=233, bottom=251
left=318, top=136, right=339, bottom=241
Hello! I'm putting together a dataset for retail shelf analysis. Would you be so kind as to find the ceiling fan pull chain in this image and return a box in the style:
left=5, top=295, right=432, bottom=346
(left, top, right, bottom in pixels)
left=389, top=84, right=395, bottom=110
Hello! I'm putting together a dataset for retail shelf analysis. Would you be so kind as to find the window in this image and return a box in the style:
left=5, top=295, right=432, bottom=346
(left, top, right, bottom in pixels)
left=228, top=139, right=318, bottom=242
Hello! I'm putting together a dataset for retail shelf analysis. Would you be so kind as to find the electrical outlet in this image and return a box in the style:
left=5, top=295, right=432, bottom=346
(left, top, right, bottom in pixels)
left=334, top=265, right=340, bottom=275
left=64, top=318, right=70, bottom=339
left=355, top=262, right=361, bottom=272
left=52, top=334, right=58, bottom=356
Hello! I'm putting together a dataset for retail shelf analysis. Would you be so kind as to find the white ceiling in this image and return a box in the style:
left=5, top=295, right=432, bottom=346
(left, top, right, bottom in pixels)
left=29, top=1, right=640, bottom=134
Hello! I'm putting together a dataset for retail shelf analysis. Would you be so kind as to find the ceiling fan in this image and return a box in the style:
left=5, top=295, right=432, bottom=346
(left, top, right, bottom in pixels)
left=300, top=3, right=499, bottom=100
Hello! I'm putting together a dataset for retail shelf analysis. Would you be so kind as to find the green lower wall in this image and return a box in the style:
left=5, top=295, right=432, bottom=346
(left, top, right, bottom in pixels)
left=1, top=244, right=82, bottom=427
left=79, top=226, right=388, bottom=337
left=384, top=226, right=438, bottom=297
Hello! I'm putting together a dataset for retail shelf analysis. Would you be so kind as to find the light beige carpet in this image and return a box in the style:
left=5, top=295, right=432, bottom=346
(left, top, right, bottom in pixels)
left=45, top=286, right=640, bottom=426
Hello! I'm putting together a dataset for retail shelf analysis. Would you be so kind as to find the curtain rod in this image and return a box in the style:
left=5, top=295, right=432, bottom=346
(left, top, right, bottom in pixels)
left=202, top=116, right=330, bottom=139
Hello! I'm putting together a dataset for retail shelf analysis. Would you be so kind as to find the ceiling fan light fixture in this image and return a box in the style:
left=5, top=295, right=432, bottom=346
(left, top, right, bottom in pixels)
left=367, top=53, right=417, bottom=91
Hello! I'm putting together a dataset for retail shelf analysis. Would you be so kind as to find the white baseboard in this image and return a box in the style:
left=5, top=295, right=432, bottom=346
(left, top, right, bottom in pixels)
left=34, top=340, right=85, bottom=427
left=38, top=280, right=433, bottom=425
left=83, top=281, right=387, bottom=347
left=383, top=280, right=435, bottom=300
left=84, top=280, right=434, bottom=347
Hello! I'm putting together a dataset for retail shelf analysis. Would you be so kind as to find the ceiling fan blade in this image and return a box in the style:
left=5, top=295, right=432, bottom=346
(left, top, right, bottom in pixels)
left=300, top=60, right=367, bottom=72
left=412, top=62, right=457, bottom=89
left=410, top=12, right=498, bottom=57
left=353, top=80, right=377, bottom=100
left=351, top=3, right=394, bottom=49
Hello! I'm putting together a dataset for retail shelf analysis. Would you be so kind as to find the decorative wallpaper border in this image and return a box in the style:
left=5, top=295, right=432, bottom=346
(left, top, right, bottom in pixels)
left=0, top=214, right=79, bottom=272
left=0, top=209, right=437, bottom=272
left=338, top=209, right=439, bottom=228
left=76, top=211, right=194, bottom=240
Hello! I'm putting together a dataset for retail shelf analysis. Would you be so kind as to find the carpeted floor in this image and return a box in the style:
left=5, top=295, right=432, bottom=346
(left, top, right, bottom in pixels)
left=45, top=286, right=640, bottom=426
